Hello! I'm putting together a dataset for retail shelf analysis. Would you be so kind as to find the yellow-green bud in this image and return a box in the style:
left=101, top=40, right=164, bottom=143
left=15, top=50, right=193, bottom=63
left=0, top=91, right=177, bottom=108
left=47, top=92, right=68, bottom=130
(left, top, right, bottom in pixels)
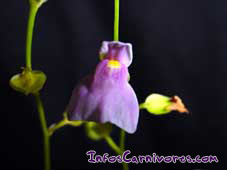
left=140, top=93, right=188, bottom=115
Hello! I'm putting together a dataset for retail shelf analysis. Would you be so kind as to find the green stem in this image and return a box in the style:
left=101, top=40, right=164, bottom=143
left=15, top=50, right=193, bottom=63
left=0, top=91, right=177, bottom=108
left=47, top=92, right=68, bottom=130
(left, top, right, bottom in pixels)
left=114, top=0, right=120, bottom=41
left=119, top=129, right=125, bottom=150
left=48, top=119, right=67, bottom=136
left=119, top=130, right=128, bottom=170
left=139, top=103, right=146, bottom=109
left=122, top=159, right=128, bottom=170
left=24, top=1, right=50, bottom=170
left=104, top=136, right=122, bottom=155
left=105, top=135, right=128, bottom=170
left=26, top=5, right=39, bottom=69
left=34, top=93, right=51, bottom=170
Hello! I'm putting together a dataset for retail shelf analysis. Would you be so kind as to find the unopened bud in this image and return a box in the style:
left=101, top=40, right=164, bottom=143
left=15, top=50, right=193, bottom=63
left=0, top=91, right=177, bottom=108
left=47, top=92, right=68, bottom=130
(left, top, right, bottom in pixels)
left=140, top=93, right=188, bottom=115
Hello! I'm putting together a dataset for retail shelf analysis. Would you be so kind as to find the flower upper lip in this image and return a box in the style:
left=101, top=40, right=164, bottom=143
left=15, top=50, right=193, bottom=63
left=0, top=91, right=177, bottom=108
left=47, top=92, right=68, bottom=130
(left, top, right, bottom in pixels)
left=99, top=41, right=133, bottom=67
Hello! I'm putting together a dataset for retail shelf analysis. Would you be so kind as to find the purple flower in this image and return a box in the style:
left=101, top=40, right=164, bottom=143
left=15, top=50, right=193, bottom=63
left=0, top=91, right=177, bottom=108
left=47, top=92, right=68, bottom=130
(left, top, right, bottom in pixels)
left=66, top=41, right=139, bottom=134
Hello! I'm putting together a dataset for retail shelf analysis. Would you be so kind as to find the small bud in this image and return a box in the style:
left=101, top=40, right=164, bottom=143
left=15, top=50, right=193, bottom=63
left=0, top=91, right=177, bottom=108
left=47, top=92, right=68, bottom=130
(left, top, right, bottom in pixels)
left=10, top=68, right=47, bottom=95
left=140, top=93, right=188, bottom=115
left=85, top=122, right=112, bottom=141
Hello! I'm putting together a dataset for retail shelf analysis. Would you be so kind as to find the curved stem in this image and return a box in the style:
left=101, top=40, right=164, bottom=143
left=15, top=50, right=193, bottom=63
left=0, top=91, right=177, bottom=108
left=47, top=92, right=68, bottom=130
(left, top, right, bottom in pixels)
left=34, top=93, right=51, bottom=170
left=114, top=0, right=120, bottom=41
left=48, top=119, right=68, bottom=136
left=48, top=116, right=83, bottom=136
left=104, top=136, right=122, bottom=155
left=105, top=135, right=128, bottom=170
left=26, top=6, right=38, bottom=69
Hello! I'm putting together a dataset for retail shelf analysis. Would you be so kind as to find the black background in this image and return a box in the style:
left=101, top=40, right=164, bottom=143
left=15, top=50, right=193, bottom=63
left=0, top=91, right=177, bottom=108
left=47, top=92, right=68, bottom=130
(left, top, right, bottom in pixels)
left=0, top=0, right=226, bottom=170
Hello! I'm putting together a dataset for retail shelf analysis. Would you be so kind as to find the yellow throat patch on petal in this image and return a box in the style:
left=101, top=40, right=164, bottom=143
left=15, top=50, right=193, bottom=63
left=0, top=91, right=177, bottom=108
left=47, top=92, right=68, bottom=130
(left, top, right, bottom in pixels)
left=107, top=60, right=121, bottom=69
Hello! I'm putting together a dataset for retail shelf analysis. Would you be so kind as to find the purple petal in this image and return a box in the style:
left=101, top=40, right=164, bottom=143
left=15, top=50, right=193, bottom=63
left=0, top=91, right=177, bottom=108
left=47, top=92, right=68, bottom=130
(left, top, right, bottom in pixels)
left=99, top=41, right=133, bottom=67
left=66, top=59, right=139, bottom=133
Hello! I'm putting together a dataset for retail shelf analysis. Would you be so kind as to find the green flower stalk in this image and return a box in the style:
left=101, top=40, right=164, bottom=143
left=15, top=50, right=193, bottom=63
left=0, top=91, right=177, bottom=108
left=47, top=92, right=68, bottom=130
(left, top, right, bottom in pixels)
left=9, top=1, right=49, bottom=170
left=26, top=0, right=47, bottom=69
left=114, top=0, right=119, bottom=41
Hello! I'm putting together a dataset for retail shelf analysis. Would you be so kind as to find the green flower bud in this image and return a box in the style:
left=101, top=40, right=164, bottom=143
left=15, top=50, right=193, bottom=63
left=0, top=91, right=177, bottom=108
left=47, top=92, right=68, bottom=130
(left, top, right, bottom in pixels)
left=10, top=68, right=47, bottom=95
left=85, top=122, right=112, bottom=141
left=140, top=93, right=188, bottom=115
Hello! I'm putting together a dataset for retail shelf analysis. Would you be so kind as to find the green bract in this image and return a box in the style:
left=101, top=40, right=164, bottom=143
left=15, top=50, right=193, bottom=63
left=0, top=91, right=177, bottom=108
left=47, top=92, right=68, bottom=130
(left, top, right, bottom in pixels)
left=85, top=122, right=112, bottom=141
left=140, top=93, right=172, bottom=115
left=10, top=68, right=47, bottom=95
